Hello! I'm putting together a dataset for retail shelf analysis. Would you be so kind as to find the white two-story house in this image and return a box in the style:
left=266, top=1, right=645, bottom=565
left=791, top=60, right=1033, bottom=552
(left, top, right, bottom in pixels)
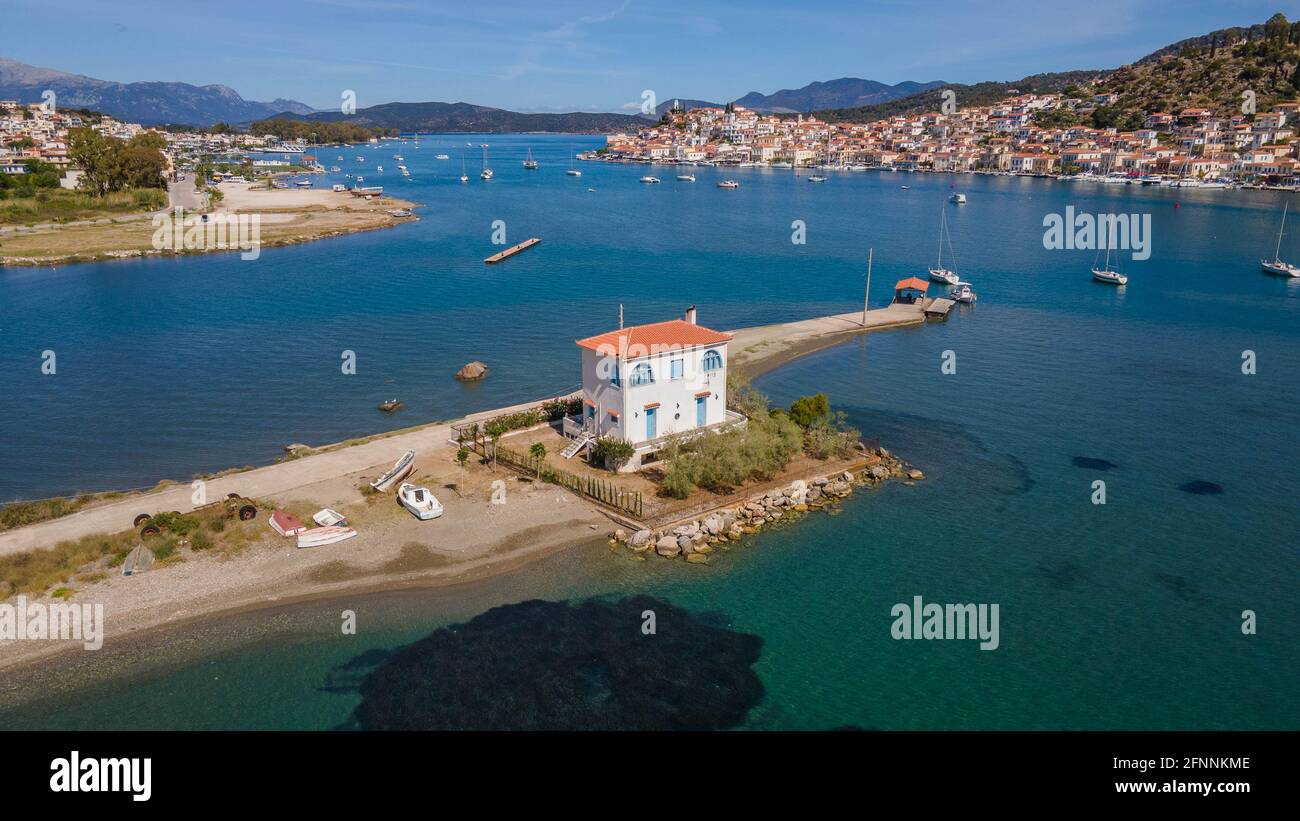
left=570, top=307, right=743, bottom=471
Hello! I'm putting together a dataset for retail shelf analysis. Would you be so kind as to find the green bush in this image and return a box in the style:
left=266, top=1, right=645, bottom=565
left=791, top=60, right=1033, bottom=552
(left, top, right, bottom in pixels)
left=190, top=530, right=214, bottom=551
left=593, top=437, right=635, bottom=471
left=660, top=461, right=697, bottom=499
left=148, top=511, right=201, bottom=535
left=789, top=393, right=830, bottom=428
left=149, top=537, right=180, bottom=560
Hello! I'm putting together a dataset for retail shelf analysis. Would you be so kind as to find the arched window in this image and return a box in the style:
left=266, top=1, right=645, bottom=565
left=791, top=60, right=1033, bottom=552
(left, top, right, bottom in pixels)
left=630, top=363, right=654, bottom=386
left=702, top=350, right=723, bottom=373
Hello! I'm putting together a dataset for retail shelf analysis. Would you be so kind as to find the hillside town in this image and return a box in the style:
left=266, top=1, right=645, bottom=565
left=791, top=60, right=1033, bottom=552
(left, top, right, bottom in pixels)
left=596, top=91, right=1300, bottom=186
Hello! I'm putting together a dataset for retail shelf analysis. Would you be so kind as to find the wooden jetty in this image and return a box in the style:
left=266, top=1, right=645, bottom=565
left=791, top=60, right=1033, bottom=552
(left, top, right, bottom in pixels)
left=924, top=297, right=954, bottom=319
left=485, top=237, right=541, bottom=264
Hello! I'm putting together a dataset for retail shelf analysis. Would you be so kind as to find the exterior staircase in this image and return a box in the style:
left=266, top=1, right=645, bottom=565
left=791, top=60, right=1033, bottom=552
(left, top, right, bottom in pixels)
left=561, top=432, right=595, bottom=459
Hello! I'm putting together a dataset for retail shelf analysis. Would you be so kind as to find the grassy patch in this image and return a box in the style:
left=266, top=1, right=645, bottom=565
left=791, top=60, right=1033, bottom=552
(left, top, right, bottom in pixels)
left=0, top=530, right=135, bottom=596
left=0, top=188, right=167, bottom=225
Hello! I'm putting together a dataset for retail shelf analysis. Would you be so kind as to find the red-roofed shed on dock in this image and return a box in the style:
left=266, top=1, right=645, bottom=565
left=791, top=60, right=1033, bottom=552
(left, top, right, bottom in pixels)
left=893, top=277, right=929, bottom=305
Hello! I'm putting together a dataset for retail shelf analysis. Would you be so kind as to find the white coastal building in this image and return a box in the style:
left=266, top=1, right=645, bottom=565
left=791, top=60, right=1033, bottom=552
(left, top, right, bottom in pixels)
left=568, top=307, right=745, bottom=471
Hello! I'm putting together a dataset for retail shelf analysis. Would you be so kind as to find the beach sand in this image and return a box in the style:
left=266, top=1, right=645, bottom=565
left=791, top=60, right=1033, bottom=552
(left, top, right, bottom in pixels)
left=0, top=181, right=417, bottom=266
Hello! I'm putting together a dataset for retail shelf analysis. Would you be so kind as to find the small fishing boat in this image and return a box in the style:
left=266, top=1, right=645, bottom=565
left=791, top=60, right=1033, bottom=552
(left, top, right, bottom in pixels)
left=269, top=510, right=308, bottom=537
left=329, top=165, right=341, bottom=172
left=951, top=281, right=978, bottom=303
left=121, top=543, right=153, bottom=577
left=356, top=156, right=365, bottom=162
left=297, top=526, right=357, bottom=549
left=640, top=175, right=661, bottom=184
left=900, top=185, right=910, bottom=189
left=717, top=179, right=739, bottom=188
left=435, top=154, right=450, bottom=160
left=950, top=192, right=966, bottom=203
left=1261, top=202, right=1300, bottom=276
left=377, top=398, right=403, bottom=412
left=808, top=173, right=827, bottom=183
left=398, top=483, right=444, bottom=521
left=312, top=508, right=348, bottom=527
left=523, top=147, right=538, bottom=169
left=370, top=449, right=416, bottom=492
left=376, top=165, right=383, bottom=173
left=1091, top=246, right=1128, bottom=285
left=295, top=179, right=312, bottom=187
left=676, top=173, right=696, bottom=182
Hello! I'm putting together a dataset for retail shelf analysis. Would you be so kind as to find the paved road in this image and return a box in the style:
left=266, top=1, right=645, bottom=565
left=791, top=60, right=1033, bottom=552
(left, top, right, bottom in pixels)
left=167, top=176, right=205, bottom=211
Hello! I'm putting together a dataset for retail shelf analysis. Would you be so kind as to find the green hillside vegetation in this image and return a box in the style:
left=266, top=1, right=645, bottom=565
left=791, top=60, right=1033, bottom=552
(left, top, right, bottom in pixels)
left=1095, top=12, right=1300, bottom=118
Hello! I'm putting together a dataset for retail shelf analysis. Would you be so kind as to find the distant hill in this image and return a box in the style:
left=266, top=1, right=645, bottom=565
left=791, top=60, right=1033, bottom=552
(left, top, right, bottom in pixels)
left=287, top=101, right=649, bottom=133
left=0, top=57, right=314, bottom=127
left=734, top=77, right=946, bottom=113
left=1093, top=12, right=1300, bottom=119
left=811, top=70, right=1109, bottom=123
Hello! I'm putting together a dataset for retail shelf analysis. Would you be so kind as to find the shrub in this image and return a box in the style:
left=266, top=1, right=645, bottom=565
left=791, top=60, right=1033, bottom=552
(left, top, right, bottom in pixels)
left=207, top=517, right=226, bottom=532
left=592, top=437, right=635, bottom=471
left=660, top=461, right=697, bottom=499
left=150, top=537, right=180, bottom=561
left=51, top=587, right=73, bottom=600
left=789, top=393, right=831, bottom=428
left=190, top=530, right=214, bottom=551
left=148, top=511, right=201, bottom=535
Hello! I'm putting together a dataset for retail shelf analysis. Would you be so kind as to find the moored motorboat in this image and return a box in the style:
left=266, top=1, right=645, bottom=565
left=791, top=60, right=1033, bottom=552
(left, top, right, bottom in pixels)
left=370, top=449, right=415, bottom=492
left=950, top=192, right=966, bottom=203
left=398, top=482, right=444, bottom=520
left=377, top=398, right=402, bottom=412
left=676, top=173, right=696, bottom=182
left=717, top=179, right=739, bottom=188
left=639, top=175, right=661, bottom=184
left=951, top=281, right=978, bottom=303
left=297, top=526, right=358, bottom=549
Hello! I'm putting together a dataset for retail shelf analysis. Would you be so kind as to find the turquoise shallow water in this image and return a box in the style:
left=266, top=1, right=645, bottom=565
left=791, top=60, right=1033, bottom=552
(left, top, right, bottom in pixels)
left=1, top=135, right=1297, bottom=728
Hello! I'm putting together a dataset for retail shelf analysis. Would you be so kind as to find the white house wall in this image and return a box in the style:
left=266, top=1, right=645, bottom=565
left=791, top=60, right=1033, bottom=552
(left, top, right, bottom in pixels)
left=580, top=343, right=729, bottom=446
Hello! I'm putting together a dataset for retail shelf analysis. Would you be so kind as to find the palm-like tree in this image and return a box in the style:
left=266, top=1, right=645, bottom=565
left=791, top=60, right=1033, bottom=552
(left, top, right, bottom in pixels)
left=529, top=442, right=547, bottom=478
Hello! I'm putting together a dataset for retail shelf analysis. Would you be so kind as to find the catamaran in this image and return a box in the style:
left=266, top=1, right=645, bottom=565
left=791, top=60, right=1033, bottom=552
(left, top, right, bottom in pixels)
left=1261, top=201, right=1300, bottom=276
left=523, top=147, right=538, bottom=169
left=928, top=207, right=961, bottom=286
left=1091, top=244, right=1129, bottom=285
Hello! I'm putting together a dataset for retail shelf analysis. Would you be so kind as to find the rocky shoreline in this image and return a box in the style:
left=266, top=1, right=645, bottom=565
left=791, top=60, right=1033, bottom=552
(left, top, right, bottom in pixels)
left=611, top=448, right=923, bottom=562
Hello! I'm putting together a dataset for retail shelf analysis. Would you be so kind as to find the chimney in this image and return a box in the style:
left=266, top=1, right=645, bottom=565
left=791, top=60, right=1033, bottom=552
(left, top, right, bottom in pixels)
left=684, top=305, right=697, bottom=325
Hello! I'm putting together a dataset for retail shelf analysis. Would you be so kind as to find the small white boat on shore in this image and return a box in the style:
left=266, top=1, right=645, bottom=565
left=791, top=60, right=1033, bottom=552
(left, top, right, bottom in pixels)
left=398, top=483, right=444, bottom=520
left=717, top=179, right=739, bottom=188
left=370, top=449, right=415, bottom=492
left=269, top=510, right=308, bottom=536
left=312, top=508, right=348, bottom=527
left=297, top=526, right=358, bottom=549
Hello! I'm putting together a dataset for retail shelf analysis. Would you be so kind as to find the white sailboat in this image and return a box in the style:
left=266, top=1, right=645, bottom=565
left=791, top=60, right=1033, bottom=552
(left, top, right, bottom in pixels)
left=566, top=144, right=582, bottom=176
left=928, top=207, right=960, bottom=286
left=523, top=147, right=538, bottom=169
left=480, top=146, right=493, bottom=180
left=459, top=153, right=469, bottom=184
left=1091, top=244, right=1129, bottom=285
left=1261, top=201, right=1300, bottom=276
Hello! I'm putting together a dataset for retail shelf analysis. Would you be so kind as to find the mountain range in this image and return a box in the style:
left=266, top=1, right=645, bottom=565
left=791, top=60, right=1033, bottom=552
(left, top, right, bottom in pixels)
left=0, top=58, right=314, bottom=127
left=278, top=101, right=648, bottom=134
left=652, top=78, right=945, bottom=116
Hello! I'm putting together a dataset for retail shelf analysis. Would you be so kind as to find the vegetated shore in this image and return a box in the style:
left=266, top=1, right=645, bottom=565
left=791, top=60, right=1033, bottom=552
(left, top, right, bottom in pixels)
left=0, top=302, right=928, bottom=679
left=0, top=181, right=418, bottom=267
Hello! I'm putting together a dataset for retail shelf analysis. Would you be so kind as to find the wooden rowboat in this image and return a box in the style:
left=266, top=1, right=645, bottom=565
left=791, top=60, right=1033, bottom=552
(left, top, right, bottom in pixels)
left=297, top=526, right=358, bottom=549
left=370, top=449, right=415, bottom=492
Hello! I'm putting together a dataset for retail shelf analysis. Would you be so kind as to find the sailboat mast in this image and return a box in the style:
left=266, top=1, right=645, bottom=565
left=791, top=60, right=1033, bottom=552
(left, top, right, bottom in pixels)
left=937, top=208, right=944, bottom=268
left=1276, top=202, right=1288, bottom=261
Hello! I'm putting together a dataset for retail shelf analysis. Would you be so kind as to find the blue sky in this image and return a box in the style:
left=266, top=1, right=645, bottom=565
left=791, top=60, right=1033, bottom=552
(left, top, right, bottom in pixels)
left=6, top=1, right=1298, bottom=111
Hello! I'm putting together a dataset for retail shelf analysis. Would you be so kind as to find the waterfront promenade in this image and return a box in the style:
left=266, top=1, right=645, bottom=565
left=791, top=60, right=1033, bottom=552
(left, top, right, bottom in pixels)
left=0, top=302, right=926, bottom=558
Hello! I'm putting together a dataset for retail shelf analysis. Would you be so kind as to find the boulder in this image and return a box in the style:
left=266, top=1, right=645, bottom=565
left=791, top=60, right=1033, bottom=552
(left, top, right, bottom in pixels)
left=907, top=469, right=925, bottom=480
left=455, top=361, right=489, bottom=381
left=869, top=465, right=890, bottom=480
left=655, top=536, right=681, bottom=557
left=283, top=443, right=312, bottom=455
left=840, top=470, right=855, bottom=483
left=612, top=528, right=627, bottom=542
left=677, top=534, right=695, bottom=554
left=686, top=553, right=709, bottom=564
left=702, top=515, right=724, bottom=536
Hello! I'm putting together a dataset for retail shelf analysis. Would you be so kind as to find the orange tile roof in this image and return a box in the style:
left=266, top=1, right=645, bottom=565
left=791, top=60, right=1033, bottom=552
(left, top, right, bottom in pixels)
left=575, top=319, right=732, bottom=356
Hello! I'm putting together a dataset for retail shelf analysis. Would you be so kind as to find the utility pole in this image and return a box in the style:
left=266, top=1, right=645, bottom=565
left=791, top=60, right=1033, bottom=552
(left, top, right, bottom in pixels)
left=862, top=248, right=873, bottom=326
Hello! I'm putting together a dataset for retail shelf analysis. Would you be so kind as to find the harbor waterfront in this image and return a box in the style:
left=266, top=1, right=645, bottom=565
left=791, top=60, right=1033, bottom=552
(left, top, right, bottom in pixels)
left=1, top=134, right=1298, bottom=729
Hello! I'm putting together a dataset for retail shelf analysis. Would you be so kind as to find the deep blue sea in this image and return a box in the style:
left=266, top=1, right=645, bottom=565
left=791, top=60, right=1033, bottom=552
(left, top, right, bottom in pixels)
left=1, top=134, right=1297, bottom=729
